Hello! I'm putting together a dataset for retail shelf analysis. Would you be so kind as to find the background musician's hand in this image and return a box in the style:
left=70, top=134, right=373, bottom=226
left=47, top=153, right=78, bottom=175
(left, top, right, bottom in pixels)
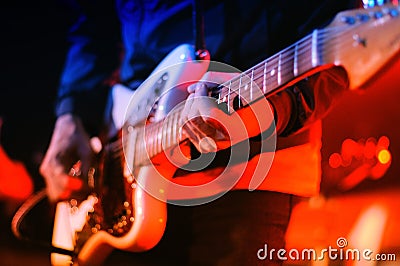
left=40, top=114, right=94, bottom=202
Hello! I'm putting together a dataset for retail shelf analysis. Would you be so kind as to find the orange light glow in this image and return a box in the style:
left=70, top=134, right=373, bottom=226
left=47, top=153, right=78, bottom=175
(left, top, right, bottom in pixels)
left=328, top=153, right=342, bottom=168
left=0, top=146, right=33, bottom=200
left=348, top=204, right=387, bottom=264
left=377, top=149, right=391, bottom=165
left=377, top=135, right=390, bottom=149
left=364, top=138, right=377, bottom=159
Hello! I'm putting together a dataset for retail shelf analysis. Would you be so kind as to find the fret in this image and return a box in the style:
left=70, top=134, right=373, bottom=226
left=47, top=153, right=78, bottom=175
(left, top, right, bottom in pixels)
left=265, top=55, right=279, bottom=94
left=263, top=61, right=267, bottom=93
left=161, top=117, right=166, bottom=150
left=172, top=111, right=179, bottom=146
left=133, top=132, right=138, bottom=167
left=280, top=48, right=295, bottom=85
left=294, top=43, right=298, bottom=76
left=217, top=84, right=227, bottom=104
left=148, top=124, right=156, bottom=159
left=311, top=29, right=319, bottom=67
left=124, top=126, right=136, bottom=174
left=141, top=126, right=146, bottom=160
left=227, top=80, right=231, bottom=113
left=238, top=75, right=242, bottom=108
left=134, top=131, right=143, bottom=167
left=143, top=126, right=150, bottom=159
left=160, top=123, right=165, bottom=154
left=296, top=34, right=314, bottom=77
left=156, top=123, right=162, bottom=156
left=154, top=124, right=160, bottom=157
left=173, top=110, right=179, bottom=146
left=145, top=125, right=151, bottom=159
left=166, top=113, right=172, bottom=148
left=277, top=53, right=282, bottom=86
left=140, top=131, right=146, bottom=165
left=251, top=65, right=268, bottom=101
left=236, top=71, right=250, bottom=106
left=152, top=125, right=157, bottom=157
left=250, top=69, right=254, bottom=101
left=149, top=125, right=155, bottom=158
left=168, top=110, right=181, bottom=149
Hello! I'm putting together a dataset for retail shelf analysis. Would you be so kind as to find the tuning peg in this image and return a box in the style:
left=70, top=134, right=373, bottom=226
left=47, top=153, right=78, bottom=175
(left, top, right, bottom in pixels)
left=341, top=16, right=356, bottom=24
left=356, top=13, right=371, bottom=22
left=388, top=8, right=399, bottom=17
left=373, top=10, right=384, bottom=18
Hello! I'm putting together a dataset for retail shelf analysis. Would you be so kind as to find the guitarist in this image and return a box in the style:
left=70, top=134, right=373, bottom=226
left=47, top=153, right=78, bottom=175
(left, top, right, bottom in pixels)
left=40, top=0, right=356, bottom=265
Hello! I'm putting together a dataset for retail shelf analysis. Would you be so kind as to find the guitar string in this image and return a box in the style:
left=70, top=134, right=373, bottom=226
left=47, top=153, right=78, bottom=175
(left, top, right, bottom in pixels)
left=213, top=21, right=370, bottom=103
left=215, top=24, right=351, bottom=92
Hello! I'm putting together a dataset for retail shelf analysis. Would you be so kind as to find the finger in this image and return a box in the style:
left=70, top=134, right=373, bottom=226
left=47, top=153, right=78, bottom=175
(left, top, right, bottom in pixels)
left=187, top=82, right=209, bottom=95
left=190, top=116, right=231, bottom=151
left=188, top=116, right=217, bottom=137
left=186, top=95, right=215, bottom=121
left=179, top=92, right=196, bottom=127
left=182, top=120, right=212, bottom=153
left=187, top=82, right=198, bottom=93
left=193, top=83, right=209, bottom=97
left=42, top=162, right=70, bottom=202
left=183, top=95, right=231, bottom=142
left=40, top=146, right=90, bottom=201
left=77, top=144, right=95, bottom=189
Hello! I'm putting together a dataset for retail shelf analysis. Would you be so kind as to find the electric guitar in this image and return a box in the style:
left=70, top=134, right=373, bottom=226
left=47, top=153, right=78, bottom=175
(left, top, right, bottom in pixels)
left=46, top=4, right=400, bottom=265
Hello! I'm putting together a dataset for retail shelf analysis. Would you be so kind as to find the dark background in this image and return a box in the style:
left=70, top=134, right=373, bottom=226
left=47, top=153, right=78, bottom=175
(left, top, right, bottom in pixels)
left=0, top=0, right=70, bottom=173
left=0, top=1, right=70, bottom=265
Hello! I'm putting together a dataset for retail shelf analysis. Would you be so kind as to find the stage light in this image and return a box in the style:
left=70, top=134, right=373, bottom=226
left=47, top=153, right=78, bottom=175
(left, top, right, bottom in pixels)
left=328, top=153, right=342, bottom=168
left=377, top=149, right=391, bottom=165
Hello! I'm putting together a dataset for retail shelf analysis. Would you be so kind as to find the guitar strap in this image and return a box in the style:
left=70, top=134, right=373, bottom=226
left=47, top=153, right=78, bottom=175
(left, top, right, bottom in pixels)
left=192, top=0, right=206, bottom=53
left=213, top=0, right=267, bottom=63
left=192, top=0, right=267, bottom=62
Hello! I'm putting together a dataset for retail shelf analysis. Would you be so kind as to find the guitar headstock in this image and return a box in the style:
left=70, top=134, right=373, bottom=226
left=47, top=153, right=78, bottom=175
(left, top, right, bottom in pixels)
left=323, top=4, right=400, bottom=90
left=330, top=4, right=400, bottom=27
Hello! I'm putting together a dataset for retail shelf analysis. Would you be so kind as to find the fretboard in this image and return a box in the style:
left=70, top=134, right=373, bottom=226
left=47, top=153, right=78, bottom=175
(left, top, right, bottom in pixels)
left=131, top=107, right=184, bottom=166
left=215, top=30, right=321, bottom=112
